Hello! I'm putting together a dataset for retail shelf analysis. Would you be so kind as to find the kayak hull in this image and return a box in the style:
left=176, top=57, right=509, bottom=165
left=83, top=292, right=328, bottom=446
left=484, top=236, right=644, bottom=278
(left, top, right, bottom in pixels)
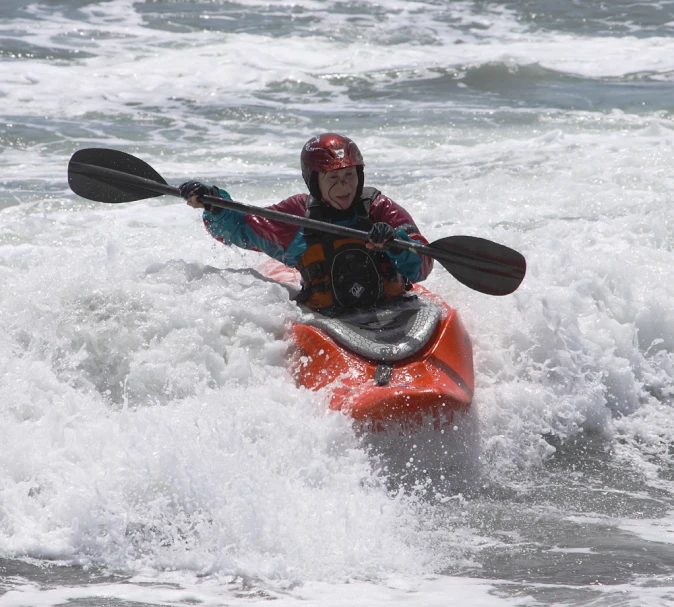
left=265, top=262, right=474, bottom=426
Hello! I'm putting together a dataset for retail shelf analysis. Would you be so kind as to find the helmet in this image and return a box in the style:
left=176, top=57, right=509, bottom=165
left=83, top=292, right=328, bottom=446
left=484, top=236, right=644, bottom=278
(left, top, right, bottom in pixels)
left=300, top=133, right=365, bottom=198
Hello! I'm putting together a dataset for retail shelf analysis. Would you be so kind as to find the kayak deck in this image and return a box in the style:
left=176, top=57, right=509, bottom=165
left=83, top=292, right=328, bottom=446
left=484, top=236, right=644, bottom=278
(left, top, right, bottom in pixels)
left=301, top=294, right=443, bottom=362
left=263, top=261, right=474, bottom=427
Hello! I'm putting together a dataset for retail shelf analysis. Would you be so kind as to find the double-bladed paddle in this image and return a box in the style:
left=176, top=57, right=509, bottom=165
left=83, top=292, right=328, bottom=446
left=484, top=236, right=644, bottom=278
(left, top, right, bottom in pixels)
left=68, top=148, right=526, bottom=296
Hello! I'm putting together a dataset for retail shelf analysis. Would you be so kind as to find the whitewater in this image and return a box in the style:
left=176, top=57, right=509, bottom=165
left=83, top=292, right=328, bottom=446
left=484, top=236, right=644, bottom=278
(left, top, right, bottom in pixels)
left=1, top=0, right=674, bottom=605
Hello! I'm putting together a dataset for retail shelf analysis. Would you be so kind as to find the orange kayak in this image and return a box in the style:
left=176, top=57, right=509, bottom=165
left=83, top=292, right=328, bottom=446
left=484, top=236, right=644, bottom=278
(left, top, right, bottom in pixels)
left=263, top=261, right=474, bottom=429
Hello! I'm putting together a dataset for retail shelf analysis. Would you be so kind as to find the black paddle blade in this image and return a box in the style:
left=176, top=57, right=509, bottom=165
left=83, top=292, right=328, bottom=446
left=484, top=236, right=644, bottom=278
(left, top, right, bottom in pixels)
left=68, top=148, right=168, bottom=203
left=429, top=235, right=526, bottom=296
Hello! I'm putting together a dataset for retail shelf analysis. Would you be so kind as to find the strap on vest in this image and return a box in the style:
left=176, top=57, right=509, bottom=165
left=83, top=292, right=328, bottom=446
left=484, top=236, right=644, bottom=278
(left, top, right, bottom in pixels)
left=304, top=187, right=380, bottom=222
left=297, top=187, right=408, bottom=311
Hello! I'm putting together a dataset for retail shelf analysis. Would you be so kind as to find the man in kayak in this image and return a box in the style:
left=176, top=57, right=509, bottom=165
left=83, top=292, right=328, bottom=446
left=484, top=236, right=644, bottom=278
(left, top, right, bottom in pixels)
left=180, top=133, right=434, bottom=313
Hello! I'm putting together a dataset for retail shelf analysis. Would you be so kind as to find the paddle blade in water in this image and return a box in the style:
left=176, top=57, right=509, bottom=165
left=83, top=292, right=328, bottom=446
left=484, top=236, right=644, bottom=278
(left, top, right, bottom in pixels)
left=429, top=235, right=526, bottom=296
left=68, top=148, right=168, bottom=203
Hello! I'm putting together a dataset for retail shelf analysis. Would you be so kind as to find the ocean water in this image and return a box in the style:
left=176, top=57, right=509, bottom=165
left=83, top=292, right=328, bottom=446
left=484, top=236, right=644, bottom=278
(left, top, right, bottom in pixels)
left=1, top=0, right=674, bottom=605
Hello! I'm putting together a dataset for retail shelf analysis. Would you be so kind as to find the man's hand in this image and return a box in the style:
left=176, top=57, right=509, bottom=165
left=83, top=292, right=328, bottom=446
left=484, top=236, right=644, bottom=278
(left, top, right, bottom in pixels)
left=367, top=222, right=396, bottom=250
left=179, top=181, right=223, bottom=212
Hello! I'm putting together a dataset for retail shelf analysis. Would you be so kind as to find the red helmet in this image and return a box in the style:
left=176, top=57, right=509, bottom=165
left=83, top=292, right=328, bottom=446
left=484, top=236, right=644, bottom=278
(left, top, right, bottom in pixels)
left=300, top=133, right=365, bottom=190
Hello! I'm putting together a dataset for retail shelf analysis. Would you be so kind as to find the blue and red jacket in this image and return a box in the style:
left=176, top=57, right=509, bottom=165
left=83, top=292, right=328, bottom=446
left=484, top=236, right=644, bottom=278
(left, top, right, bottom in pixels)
left=202, top=190, right=433, bottom=284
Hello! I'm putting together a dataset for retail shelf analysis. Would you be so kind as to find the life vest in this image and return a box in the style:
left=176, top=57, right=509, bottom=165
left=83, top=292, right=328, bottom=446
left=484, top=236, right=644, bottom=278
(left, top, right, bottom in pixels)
left=296, top=187, right=408, bottom=311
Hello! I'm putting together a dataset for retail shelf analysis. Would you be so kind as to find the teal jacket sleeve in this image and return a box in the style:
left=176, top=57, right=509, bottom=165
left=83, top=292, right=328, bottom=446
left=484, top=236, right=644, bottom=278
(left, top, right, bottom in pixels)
left=387, top=230, right=424, bottom=282
left=201, top=190, right=308, bottom=267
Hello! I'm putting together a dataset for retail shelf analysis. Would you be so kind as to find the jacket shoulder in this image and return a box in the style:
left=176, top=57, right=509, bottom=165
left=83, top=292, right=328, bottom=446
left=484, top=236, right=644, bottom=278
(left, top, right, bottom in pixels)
left=269, top=194, right=309, bottom=216
left=370, top=192, right=415, bottom=226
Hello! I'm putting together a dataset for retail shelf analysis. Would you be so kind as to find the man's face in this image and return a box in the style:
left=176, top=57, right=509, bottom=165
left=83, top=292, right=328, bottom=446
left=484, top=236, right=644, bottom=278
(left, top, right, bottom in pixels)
left=318, top=166, right=358, bottom=210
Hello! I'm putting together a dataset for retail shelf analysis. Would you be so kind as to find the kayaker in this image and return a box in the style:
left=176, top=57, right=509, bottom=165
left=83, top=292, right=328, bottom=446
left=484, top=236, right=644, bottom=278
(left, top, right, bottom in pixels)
left=180, top=133, right=434, bottom=313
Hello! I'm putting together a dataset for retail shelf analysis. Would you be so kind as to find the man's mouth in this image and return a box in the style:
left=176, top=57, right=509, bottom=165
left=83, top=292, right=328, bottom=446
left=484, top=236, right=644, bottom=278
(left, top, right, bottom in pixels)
left=332, top=193, right=352, bottom=206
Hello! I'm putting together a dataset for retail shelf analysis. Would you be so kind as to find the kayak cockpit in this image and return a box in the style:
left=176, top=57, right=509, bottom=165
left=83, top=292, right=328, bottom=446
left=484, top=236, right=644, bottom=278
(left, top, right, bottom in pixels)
left=299, top=295, right=443, bottom=363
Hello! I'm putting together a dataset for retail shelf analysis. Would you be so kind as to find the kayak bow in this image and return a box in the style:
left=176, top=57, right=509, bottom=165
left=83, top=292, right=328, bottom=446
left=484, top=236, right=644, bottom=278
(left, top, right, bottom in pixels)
left=264, top=262, right=474, bottom=429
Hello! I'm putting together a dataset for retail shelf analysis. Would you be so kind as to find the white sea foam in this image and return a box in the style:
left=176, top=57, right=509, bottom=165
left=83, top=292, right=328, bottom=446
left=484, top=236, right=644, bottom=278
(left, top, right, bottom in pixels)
left=2, top=0, right=674, bottom=132
left=2, top=0, right=674, bottom=605
left=0, top=575, right=527, bottom=607
left=0, top=202, right=479, bottom=586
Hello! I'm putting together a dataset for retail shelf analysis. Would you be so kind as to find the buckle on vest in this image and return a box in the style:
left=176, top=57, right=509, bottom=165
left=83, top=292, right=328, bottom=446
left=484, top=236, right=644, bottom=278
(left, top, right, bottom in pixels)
left=305, top=262, right=327, bottom=281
